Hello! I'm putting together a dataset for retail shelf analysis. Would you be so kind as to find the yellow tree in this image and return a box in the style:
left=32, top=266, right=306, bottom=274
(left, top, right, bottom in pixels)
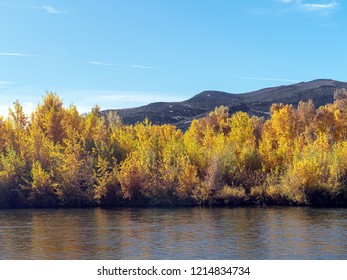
left=328, top=141, right=347, bottom=203
left=204, top=106, right=230, bottom=134
left=31, top=92, right=66, bottom=145
left=118, top=149, right=150, bottom=204
left=110, top=125, right=137, bottom=162
left=259, top=104, right=298, bottom=172
left=0, top=101, right=31, bottom=207
left=184, top=106, right=230, bottom=174
left=284, top=133, right=331, bottom=204
left=94, top=154, right=120, bottom=206
left=29, top=161, right=57, bottom=207
left=314, top=103, right=341, bottom=142
left=54, top=136, right=95, bottom=206
left=0, top=149, right=27, bottom=207
left=329, top=89, right=347, bottom=142
left=83, top=105, right=107, bottom=152
left=176, top=154, right=201, bottom=204
left=6, top=100, right=30, bottom=156
left=0, top=116, right=8, bottom=153
left=184, top=119, right=208, bottom=174
left=229, top=111, right=259, bottom=171
left=63, top=104, right=84, bottom=139
left=118, top=120, right=156, bottom=204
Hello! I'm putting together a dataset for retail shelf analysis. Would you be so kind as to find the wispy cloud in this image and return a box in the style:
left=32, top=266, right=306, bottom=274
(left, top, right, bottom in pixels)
left=129, top=64, right=156, bottom=69
left=238, top=76, right=301, bottom=83
left=280, top=0, right=339, bottom=14
left=0, top=81, right=14, bottom=85
left=253, top=0, right=339, bottom=16
left=42, top=5, right=68, bottom=14
left=0, top=52, right=33, bottom=56
left=301, top=2, right=338, bottom=11
left=89, top=61, right=156, bottom=69
left=88, top=61, right=115, bottom=66
left=0, top=81, right=14, bottom=89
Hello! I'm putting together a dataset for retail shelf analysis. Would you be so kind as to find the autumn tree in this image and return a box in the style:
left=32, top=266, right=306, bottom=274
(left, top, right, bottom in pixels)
left=7, top=100, right=29, bottom=154
left=0, top=116, right=8, bottom=154
left=29, top=161, right=57, bottom=207
left=31, top=92, right=66, bottom=144
left=54, top=136, right=95, bottom=207
left=259, top=104, right=298, bottom=172
left=2, top=90, right=347, bottom=208
left=0, top=149, right=27, bottom=207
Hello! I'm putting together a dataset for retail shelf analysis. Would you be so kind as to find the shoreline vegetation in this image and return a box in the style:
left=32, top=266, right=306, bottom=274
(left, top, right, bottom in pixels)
left=1, top=90, right=347, bottom=209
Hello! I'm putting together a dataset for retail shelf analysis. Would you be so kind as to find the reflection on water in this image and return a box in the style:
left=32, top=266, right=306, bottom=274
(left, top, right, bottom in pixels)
left=0, top=207, right=346, bottom=259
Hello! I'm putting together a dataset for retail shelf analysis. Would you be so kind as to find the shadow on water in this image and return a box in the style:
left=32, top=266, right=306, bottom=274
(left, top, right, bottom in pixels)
left=0, top=207, right=346, bottom=259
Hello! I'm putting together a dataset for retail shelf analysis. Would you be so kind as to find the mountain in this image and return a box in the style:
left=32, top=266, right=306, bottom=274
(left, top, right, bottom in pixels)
left=103, top=79, right=347, bottom=130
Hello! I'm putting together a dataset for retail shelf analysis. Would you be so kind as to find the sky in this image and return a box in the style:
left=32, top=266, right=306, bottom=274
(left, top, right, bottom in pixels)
left=0, top=0, right=346, bottom=116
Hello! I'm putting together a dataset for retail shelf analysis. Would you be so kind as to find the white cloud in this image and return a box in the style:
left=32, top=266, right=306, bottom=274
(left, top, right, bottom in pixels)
left=237, top=76, right=301, bottom=83
left=42, top=5, right=68, bottom=14
left=0, top=81, right=14, bottom=85
left=89, top=61, right=115, bottom=66
left=279, top=0, right=339, bottom=13
left=280, top=0, right=338, bottom=11
left=0, top=52, right=32, bottom=56
left=89, top=62, right=156, bottom=69
left=251, top=0, right=339, bottom=16
left=129, top=64, right=156, bottom=69
left=0, top=81, right=14, bottom=90
left=301, top=2, right=338, bottom=11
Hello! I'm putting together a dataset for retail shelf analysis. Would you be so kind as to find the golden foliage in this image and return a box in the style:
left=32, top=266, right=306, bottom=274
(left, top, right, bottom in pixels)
left=1, top=89, right=347, bottom=208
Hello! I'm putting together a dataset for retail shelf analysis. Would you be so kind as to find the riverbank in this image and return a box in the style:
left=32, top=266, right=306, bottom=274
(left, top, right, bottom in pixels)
left=1, top=192, right=346, bottom=209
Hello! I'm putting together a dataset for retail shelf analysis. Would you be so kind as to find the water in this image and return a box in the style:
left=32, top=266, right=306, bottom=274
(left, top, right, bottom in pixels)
left=0, top=207, right=346, bottom=259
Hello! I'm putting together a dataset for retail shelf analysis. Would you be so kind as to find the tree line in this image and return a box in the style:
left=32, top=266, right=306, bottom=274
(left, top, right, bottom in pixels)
left=1, top=90, right=347, bottom=208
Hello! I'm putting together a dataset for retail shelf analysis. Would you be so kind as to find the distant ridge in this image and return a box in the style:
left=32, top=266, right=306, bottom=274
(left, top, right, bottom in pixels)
left=103, top=79, right=347, bottom=130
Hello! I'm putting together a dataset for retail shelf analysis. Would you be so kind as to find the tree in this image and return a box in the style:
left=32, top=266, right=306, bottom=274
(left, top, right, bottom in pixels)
left=29, top=161, right=57, bottom=207
left=0, top=116, right=8, bottom=154
left=260, top=104, right=298, bottom=172
left=83, top=105, right=107, bottom=152
left=229, top=112, right=259, bottom=171
left=31, top=92, right=66, bottom=144
left=94, top=154, right=121, bottom=206
left=54, top=137, right=95, bottom=207
left=283, top=133, right=331, bottom=204
left=6, top=100, right=29, bottom=156
left=0, top=149, right=27, bottom=207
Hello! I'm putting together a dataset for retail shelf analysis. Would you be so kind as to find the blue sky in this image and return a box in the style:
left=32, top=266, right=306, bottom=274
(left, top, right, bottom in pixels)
left=0, top=0, right=346, bottom=116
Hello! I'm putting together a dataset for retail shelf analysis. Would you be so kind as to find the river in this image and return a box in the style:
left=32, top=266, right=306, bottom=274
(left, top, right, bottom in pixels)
left=0, top=207, right=346, bottom=259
